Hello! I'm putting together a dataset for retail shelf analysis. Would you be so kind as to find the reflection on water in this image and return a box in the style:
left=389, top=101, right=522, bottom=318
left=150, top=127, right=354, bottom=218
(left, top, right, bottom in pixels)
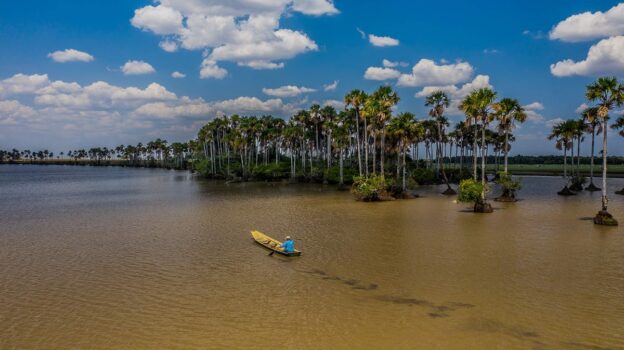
left=1, top=165, right=623, bottom=349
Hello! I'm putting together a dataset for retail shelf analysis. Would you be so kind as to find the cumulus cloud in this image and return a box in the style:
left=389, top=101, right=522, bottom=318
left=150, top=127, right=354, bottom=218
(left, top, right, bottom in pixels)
left=0, top=72, right=304, bottom=144
left=576, top=103, right=589, bottom=114
left=171, top=71, right=186, bottom=78
left=262, top=85, right=316, bottom=97
left=364, top=67, right=401, bottom=81
left=398, top=59, right=473, bottom=87
left=382, top=59, right=408, bottom=68
left=199, top=60, right=228, bottom=79
left=546, top=117, right=565, bottom=128
left=159, top=40, right=179, bottom=52
left=0, top=100, right=37, bottom=125
left=130, top=1, right=336, bottom=76
left=48, top=49, right=94, bottom=63
left=369, top=34, right=399, bottom=47
left=323, top=80, right=339, bottom=91
left=523, top=102, right=545, bottom=123
left=550, top=3, right=624, bottom=42
left=414, top=75, right=493, bottom=115
left=323, top=99, right=343, bottom=110
left=550, top=36, right=624, bottom=77
left=121, top=60, right=156, bottom=75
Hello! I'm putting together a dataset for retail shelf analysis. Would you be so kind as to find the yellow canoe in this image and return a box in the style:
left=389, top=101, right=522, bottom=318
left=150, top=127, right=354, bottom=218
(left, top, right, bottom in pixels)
left=251, top=230, right=302, bottom=256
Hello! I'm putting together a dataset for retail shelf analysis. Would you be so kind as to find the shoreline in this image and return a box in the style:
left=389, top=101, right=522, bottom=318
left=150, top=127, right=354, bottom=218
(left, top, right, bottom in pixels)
left=3, top=160, right=624, bottom=179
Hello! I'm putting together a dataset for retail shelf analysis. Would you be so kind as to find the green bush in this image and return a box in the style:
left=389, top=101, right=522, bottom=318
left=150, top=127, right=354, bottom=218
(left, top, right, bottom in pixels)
left=497, top=172, right=522, bottom=192
left=351, top=175, right=389, bottom=201
left=458, top=179, right=488, bottom=203
left=411, top=168, right=436, bottom=185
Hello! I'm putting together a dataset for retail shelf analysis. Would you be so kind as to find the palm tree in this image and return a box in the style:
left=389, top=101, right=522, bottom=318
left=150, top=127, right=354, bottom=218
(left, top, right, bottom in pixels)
left=345, top=89, right=367, bottom=176
left=425, top=91, right=455, bottom=194
left=387, top=112, right=421, bottom=191
left=582, top=107, right=602, bottom=191
left=493, top=98, right=526, bottom=174
left=460, top=88, right=497, bottom=212
left=586, top=77, right=623, bottom=226
left=610, top=116, right=624, bottom=195
left=548, top=120, right=576, bottom=195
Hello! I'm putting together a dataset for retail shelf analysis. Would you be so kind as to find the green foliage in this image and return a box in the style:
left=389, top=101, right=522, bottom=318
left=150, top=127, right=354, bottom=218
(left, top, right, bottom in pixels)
left=497, top=172, right=522, bottom=191
left=250, top=163, right=289, bottom=180
left=570, top=175, right=587, bottom=187
left=325, top=165, right=358, bottom=184
left=411, top=168, right=436, bottom=185
left=193, top=159, right=211, bottom=176
left=458, top=179, right=488, bottom=203
left=351, top=175, right=389, bottom=201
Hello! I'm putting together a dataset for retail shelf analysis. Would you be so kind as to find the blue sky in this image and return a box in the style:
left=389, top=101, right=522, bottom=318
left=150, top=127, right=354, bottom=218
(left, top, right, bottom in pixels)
left=1, top=0, right=624, bottom=155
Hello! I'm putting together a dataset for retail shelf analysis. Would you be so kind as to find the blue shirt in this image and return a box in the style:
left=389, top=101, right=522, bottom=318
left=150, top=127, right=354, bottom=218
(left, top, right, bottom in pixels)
left=281, top=239, right=295, bottom=253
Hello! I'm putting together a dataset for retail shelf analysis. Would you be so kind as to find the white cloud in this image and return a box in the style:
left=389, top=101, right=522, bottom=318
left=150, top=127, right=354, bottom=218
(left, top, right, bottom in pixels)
left=414, top=75, right=493, bottom=115
left=199, top=60, right=228, bottom=79
left=0, top=100, right=36, bottom=125
left=382, top=59, right=408, bottom=68
left=524, top=102, right=544, bottom=111
left=0, top=72, right=303, bottom=142
left=523, top=102, right=545, bottom=123
left=48, top=49, right=94, bottom=63
left=171, top=71, right=186, bottom=78
left=130, top=1, right=336, bottom=74
left=159, top=40, right=179, bottom=52
left=131, top=5, right=184, bottom=35
left=356, top=27, right=366, bottom=39
left=576, top=103, right=589, bottom=114
left=121, top=60, right=156, bottom=75
left=369, top=34, right=399, bottom=47
left=323, top=99, right=343, bottom=110
left=546, top=118, right=565, bottom=128
left=262, top=85, right=316, bottom=97
left=550, top=36, right=624, bottom=77
left=0, top=74, right=50, bottom=97
left=323, top=80, right=339, bottom=91
left=398, top=59, right=473, bottom=87
left=522, top=30, right=546, bottom=39
left=364, top=67, right=401, bottom=81
left=550, top=3, right=624, bottom=42
left=483, top=48, right=500, bottom=54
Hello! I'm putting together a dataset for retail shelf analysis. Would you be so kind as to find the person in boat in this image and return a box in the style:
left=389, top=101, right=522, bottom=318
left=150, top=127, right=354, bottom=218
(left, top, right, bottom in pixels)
left=280, top=236, right=295, bottom=253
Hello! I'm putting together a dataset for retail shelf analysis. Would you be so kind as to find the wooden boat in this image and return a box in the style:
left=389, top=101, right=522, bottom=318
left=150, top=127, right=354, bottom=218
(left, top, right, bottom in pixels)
left=251, top=230, right=302, bottom=256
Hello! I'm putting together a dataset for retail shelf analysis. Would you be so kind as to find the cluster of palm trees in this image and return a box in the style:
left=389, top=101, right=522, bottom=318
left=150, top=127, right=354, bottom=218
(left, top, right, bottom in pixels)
left=194, top=86, right=527, bottom=199
left=0, top=139, right=192, bottom=169
left=0, top=149, right=55, bottom=161
left=548, top=77, right=624, bottom=225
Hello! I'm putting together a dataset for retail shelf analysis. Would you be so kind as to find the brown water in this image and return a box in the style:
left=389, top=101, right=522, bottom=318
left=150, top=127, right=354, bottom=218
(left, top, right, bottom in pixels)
left=1, top=165, right=623, bottom=350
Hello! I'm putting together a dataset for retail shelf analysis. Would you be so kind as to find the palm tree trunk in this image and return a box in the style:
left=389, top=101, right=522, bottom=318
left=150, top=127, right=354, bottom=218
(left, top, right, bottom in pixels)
left=590, top=125, right=595, bottom=184
left=355, top=110, right=362, bottom=176
left=481, top=124, right=486, bottom=200
left=601, top=120, right=608, bottom=211
left=402, top=142, right=407, bottom=191
left=339, top=148, right=344, bottom=186
left=380, top=129, right=385, bottom=177
left=564, top=146, right=567, bottom=179
left=364, top=117, right=369, bottom=176
left=504, top=130, right=509, bottom=174
left=473, top=138, right=478, bottom=181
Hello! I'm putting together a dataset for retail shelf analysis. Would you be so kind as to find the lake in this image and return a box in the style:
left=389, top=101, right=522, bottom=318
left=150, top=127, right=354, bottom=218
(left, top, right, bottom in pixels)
left=1, top=165, right=623, bottom=349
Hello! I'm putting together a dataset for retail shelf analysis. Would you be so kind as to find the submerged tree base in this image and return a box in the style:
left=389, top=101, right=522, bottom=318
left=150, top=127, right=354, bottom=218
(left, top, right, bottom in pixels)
left=557, top=186, right=576, bottom=196
left=442, top=186, right=457, bottom=195
left=594, top=210, right=618, bottom=226
left=495, top=189, right=517, bottom=202
left=569, top=183, right=584, bottom=192
left=585, top=182, right=601, bottom=192
left=615, top=187, right=624, bottom=195
left=474, top=200, right=493, bottom=213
